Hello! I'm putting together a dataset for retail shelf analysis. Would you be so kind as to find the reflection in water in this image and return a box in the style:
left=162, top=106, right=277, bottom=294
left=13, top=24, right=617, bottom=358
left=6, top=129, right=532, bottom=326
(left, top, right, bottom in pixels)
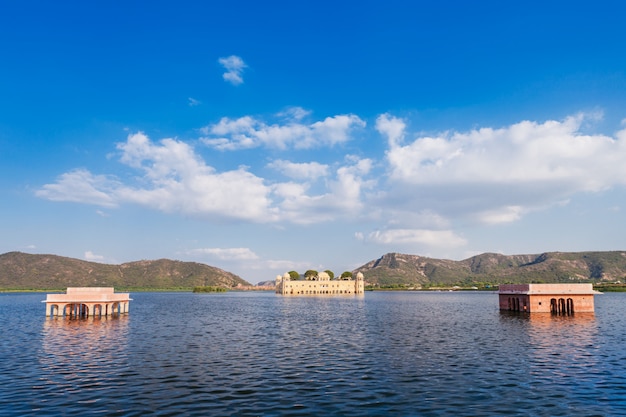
left=2, top=292, right=626, bottom=416
left=41, top=315, right=130, bottom=357
left=526, top=314, right=600, bottom=400
left=35, top=316, right=130, bottom=413
left=499, top=311, right=608, bottom=413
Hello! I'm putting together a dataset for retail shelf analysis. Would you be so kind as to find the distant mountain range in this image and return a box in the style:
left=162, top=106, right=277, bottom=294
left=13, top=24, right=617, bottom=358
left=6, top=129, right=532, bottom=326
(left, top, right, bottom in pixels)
left=3, top=250, right=625, bottom=291
left=355, top=251, right=626, bottom=287
left=0, top=252, right=250, bottom=290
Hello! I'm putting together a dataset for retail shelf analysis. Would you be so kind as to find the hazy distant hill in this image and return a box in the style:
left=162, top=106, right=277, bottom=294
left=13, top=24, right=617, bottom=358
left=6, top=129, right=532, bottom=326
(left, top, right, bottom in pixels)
left=355, top=251, right=626, bottom=287
left=255, top=280, right=276, bottom=287
left=0, top=252, right=250, bottom=290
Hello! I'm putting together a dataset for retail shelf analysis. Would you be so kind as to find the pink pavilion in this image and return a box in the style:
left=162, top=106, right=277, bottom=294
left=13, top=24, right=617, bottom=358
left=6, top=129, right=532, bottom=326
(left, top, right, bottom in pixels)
left=43, top=287, right=131, bottom=318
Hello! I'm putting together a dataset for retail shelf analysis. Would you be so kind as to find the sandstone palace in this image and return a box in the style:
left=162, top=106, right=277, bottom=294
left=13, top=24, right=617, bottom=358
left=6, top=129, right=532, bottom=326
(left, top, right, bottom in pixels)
left=275, top=271, right=365, bottom=296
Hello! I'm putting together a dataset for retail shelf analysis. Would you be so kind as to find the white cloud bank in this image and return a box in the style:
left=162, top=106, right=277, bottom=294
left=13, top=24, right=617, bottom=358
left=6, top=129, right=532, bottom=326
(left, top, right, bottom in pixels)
left=37, top=112, right=373, bottom=225
left=37, top=111, right=626, bottom=253
left=218, top=55, right=246, bottom=85
left=38, top=133, right=278, bottom=222
left=377, top=112, right=626, bottom=225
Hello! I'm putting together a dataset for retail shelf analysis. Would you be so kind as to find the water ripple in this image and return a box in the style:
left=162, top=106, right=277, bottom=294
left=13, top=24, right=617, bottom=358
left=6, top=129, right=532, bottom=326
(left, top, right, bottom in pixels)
left=1, top=292, right=626, bottom=415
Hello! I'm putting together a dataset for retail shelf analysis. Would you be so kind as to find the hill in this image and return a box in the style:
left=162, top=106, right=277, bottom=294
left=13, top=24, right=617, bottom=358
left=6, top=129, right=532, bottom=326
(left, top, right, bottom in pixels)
left=0, top=252, right=250, bottom=290
left=355, top=251, right=626, bottom=287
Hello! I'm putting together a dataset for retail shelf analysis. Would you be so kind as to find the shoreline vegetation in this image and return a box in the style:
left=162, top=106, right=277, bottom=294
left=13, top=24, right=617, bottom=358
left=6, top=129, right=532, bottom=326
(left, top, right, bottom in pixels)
left=0, top=286, right=274, bottom=293
left=5, top=283, right=626, bottom=293
left=592, top=284, right=626, bottom=292
left=366, top=283, right=626, bottom=292
left=192, top=286, right=228, bottom=293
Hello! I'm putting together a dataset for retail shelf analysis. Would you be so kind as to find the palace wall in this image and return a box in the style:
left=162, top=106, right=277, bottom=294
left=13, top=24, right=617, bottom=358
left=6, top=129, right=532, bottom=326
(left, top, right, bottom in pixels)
left=276, top=272, right=364, bottom=295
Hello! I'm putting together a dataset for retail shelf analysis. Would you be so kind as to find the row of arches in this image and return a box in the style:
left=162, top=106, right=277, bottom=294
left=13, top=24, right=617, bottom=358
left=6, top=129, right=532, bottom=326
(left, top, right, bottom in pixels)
left=507, top=297, right=528, bottom=312
left=551, top=298, right=575, bottom=315
left=290, top=289, right=355, bottom=295
left=505, top=297, right=576, bottom=315
left=47, top=302, right=129, bottom=318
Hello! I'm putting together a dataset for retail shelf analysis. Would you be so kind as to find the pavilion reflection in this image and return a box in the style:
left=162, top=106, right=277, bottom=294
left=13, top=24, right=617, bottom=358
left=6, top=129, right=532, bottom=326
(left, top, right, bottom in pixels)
left=39, top=315, right=130, bottom=388
left=501, top=310, right=600, bottom=382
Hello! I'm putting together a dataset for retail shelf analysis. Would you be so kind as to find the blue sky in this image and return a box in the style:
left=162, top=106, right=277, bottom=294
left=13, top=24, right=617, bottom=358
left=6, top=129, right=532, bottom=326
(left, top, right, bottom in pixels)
left=2, top=1, right=626, bottom=283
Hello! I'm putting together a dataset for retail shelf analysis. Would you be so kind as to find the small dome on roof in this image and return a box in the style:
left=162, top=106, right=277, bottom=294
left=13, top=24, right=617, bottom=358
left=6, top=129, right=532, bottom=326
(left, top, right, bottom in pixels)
left=318, top=271, right=330, bottom=281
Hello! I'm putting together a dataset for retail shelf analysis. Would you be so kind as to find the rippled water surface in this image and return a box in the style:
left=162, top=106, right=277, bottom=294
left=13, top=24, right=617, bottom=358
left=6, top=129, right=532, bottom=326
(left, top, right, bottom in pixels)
left=1, top=291, right=626, bottom=416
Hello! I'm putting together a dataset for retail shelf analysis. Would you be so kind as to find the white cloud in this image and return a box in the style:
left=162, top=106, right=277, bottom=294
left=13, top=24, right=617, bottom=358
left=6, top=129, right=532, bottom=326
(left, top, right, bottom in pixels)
left=188, top=247, right=259, bottom=261
left=385, top=113, right=624, bottom=189
left=36, top=112, right=626, bottom=259
left=37, top=133, right=278, bottom=223
left=361, top=228, right=467, bottom=247
left=272, top=157, right=374, bottom=224
left=267, top=160, right=329, bottom=180
left=84, top=251, right=105, bottom=262
left=277, top=106, right=311, bottom=121
left=114, top=133, right=277, bottom=221
left=200, top=111, right=365, bottom=150
left=35, top=169, right=119, bottom=207
left=36, top=131, right=374, bottom=226
left=188, top=97, right=201, bottom=106
left=474, top=206, right=525, bottom=225
left=218, top=55, right=246, bottom=85
left=376, top=113, right=406, bottom=147
left=380, top=113, right=626, bottom=224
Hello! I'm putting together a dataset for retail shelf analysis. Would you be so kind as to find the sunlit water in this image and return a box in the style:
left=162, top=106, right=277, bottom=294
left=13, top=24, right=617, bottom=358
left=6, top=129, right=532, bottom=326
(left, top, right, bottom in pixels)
left=1, top=291, right=625, bottom=416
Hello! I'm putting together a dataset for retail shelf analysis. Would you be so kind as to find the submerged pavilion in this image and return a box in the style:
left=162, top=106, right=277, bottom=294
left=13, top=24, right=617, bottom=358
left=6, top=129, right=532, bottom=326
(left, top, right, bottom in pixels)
left=498, top=283, right=596, bottom=314
left=43, top=287, right=131, bottom=318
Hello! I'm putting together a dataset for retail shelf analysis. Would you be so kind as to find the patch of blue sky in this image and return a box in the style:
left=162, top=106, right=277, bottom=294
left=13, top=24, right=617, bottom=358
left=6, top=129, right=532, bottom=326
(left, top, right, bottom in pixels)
left=1, top=1, right=625, bottom=283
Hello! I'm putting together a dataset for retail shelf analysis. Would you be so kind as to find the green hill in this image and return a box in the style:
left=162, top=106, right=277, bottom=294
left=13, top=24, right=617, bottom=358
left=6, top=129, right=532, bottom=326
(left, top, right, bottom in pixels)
left=0, top=252, right=250, bottom=290
left=355, top=251, right=626, bottom=288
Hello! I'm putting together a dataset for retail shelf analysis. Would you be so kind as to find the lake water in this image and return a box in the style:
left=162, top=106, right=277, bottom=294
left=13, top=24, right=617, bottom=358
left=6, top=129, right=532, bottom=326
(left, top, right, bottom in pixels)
left=1, top=291, right=625, bottom=416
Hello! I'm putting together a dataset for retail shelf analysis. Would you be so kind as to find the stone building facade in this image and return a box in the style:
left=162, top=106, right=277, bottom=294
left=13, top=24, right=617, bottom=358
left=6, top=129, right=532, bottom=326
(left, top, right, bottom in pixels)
left=275, top=271, right=365, bottom=295
left=498, top=283, right=596, bottom=314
